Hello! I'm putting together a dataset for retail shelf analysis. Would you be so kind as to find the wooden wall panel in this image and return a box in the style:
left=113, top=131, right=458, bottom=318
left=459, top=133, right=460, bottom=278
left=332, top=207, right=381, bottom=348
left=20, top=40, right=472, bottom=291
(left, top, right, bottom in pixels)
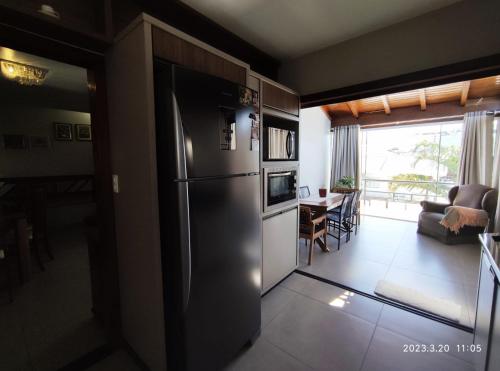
left=262, top=81, right=299, bottom=116
left=151, top=26, right=246, bottom=85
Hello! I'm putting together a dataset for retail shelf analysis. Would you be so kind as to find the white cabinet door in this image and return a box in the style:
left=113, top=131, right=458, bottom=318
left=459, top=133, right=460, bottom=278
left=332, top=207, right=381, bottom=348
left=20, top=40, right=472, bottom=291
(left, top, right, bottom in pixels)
left=262, top=207, right=298, bottom=293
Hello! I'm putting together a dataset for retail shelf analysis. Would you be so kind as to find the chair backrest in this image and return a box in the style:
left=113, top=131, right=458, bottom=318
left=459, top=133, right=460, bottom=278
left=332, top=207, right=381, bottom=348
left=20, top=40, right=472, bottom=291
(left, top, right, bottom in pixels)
left=342, top=192, right=355, bottom=218
left=299, top=206, right=312, bottom=225
left=299, top=186, right=311, bottom=199
left=350, top=190, right=361, bottom=214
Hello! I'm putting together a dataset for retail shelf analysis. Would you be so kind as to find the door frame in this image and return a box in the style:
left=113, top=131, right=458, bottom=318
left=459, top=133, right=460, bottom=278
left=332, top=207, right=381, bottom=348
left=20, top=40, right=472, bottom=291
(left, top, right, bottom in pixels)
left=0, top=21, right=121, bottom=340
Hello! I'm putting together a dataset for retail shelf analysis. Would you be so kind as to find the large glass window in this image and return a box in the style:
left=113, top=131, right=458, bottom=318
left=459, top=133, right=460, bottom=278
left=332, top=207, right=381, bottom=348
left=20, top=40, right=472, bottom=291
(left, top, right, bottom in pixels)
left=360, top=121, right=463, bottom=221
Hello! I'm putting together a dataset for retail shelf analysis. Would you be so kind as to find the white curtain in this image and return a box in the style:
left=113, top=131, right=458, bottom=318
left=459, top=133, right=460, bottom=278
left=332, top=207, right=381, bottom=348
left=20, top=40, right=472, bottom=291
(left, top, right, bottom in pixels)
left=330, top=125, right=360, bottom=189
left=458, top=111, right=494, bottom=186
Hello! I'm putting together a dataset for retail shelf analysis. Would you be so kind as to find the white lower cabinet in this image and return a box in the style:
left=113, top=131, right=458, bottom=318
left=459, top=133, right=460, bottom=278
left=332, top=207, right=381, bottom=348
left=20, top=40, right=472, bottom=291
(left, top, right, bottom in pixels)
left=262, top=207, right=298, bottom=293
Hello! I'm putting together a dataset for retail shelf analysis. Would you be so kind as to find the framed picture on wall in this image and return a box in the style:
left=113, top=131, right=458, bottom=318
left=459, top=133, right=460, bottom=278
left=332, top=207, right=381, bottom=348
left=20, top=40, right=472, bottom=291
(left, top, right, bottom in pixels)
left=29, top=136, right=50, bottom=149
left=54, top=123, right=73, bottom=141
left=75, top=124, right=92, bottom=141
left=2, top=134, right=27, bottom=150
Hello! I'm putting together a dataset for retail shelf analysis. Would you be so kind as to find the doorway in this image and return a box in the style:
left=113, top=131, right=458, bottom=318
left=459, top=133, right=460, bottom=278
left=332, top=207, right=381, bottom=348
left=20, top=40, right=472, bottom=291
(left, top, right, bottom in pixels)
left=0, top=46, right=116, bottom=370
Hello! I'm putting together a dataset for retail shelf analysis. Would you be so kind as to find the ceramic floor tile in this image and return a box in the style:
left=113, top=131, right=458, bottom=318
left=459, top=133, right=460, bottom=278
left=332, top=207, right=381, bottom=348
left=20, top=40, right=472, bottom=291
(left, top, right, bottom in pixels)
left=361, top=327, right=475, bottom=371
left=261, top=286, right=297, bottom=328
left=263, top=294, right=375, bottom=371
left=300, top=248, right=390, bottom=294
left=280, top=273, right=383, bottom=324
left=225, top=337, right=312, bottom=371
left=377, top=304, right=474, bottom=363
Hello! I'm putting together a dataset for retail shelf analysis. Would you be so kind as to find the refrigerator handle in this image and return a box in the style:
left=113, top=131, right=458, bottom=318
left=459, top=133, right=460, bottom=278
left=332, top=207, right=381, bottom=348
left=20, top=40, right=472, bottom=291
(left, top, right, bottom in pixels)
left=178, top=181, right=192, bottom=313
left=172, top=92, right=191, bottom=312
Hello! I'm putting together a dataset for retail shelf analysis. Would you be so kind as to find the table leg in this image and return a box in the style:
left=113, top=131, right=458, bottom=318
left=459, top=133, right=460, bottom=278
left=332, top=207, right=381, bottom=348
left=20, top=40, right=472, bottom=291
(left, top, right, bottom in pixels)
left=16, top=218, right=31, bottom=283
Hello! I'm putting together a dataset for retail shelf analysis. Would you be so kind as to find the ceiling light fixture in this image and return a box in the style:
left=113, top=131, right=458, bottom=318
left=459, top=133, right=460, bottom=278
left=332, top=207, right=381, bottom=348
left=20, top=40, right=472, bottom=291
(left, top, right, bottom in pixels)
left=0, top=60, right=49, bottom=86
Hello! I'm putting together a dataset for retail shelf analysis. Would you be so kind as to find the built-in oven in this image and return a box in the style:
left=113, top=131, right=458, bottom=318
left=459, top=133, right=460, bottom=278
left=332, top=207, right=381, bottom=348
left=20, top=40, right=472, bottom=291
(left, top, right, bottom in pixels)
left=263, top=114, right=298, bottom=161
left=263, top=166, right=298, bottom=213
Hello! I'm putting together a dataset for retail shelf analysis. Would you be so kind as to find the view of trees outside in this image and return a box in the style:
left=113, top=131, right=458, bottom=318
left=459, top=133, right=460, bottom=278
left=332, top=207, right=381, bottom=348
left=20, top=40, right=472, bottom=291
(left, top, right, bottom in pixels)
left=360, top=122, right=463, bottom=220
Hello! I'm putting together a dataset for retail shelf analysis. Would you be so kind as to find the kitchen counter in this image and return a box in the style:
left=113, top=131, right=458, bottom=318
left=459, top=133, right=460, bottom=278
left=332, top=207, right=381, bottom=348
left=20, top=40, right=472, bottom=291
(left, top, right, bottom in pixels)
left=479, top=234, right=500, bottom=279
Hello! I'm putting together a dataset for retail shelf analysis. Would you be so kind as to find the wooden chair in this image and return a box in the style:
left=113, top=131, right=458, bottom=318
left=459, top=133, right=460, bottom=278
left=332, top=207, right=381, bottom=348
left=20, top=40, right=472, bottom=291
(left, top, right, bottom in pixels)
left=299, top=206, right=327, bottom=265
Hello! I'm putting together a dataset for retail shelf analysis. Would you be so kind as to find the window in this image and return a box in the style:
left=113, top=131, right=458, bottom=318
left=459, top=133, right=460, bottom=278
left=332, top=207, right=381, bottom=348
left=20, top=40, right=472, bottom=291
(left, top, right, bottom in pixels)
left=360, top=121, right=462, bottom=221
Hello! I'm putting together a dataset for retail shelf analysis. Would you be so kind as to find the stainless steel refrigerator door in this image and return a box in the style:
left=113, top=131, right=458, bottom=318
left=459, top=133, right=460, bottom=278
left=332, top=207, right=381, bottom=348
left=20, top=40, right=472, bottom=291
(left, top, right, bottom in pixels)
left=173, top=66, right=259, bottom=179
left=182, top=174, right=261, bottom=371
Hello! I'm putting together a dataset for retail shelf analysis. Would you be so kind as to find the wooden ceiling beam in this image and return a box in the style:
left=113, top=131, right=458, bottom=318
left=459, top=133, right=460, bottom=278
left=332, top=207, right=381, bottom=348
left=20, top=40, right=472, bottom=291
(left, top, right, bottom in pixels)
left=419, top=89, right=427, bottom=110
left=460, top=81, right=471, bottom=106
left=346, top=101, right=359, bottom=118
left=381, top=95, right=391, bottom=114
left=330, top=96, right=500, bottom=127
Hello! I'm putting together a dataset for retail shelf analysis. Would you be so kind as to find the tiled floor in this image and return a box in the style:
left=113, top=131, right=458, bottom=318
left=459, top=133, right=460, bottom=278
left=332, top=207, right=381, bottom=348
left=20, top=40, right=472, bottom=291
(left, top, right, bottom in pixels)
left=92, top=273, right=476, bottom=371
left=0, top=224, right=107, bottom=371
left=297, top=215, right=481, bottom=327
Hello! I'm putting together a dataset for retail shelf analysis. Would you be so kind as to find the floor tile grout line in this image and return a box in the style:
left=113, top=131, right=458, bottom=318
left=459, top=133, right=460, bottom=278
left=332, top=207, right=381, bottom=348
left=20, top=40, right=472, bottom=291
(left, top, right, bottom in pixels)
left=260, top=336, right=316, bottom=370
left=358, top=303, right=385, bottom=371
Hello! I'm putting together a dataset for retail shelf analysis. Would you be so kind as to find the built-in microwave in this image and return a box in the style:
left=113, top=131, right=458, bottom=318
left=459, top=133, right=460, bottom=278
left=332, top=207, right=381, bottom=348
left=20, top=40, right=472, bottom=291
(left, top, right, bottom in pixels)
left=263, top=166, right=298, bottom=213
left=263, top=114, right=299, bottom=161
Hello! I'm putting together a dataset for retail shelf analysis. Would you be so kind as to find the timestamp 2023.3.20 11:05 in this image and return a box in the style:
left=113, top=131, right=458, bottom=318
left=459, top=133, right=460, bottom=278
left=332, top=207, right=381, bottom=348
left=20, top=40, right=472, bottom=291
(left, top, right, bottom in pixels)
left=402, top=344, right=482, bottom=353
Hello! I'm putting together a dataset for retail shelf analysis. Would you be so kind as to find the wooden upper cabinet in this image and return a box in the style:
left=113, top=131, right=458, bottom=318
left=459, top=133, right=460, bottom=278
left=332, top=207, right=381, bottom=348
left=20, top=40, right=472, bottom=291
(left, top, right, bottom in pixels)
left=262, top=81, right=300, bottom=116
left=152, top=26, right=247, bottom=86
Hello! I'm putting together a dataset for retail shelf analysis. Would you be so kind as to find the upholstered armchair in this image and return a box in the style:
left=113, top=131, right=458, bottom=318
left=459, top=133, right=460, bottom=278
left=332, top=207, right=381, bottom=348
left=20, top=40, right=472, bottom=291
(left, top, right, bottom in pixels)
left=417, top=184, right=498, bottom=244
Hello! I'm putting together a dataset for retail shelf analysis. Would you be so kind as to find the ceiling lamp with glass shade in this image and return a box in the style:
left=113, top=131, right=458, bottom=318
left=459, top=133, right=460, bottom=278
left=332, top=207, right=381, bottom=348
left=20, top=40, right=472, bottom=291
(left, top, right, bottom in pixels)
left=0, top=60, right=49, bottom=86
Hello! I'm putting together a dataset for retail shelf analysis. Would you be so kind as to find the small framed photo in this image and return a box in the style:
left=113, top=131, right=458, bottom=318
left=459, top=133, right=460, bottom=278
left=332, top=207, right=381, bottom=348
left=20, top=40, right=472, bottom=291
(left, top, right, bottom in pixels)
left=75, top=124, right=92, bottom=141
left=2, top=134, right=27, bottom=150
left=30, top=136, right=50, bottom=149
left=54, top=123, right=73, bottom=141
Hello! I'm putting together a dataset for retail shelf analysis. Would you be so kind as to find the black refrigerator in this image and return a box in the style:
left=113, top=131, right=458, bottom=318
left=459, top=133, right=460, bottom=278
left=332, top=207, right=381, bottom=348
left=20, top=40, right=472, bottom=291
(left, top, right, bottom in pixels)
left=154, top=60, right=262, bottom=371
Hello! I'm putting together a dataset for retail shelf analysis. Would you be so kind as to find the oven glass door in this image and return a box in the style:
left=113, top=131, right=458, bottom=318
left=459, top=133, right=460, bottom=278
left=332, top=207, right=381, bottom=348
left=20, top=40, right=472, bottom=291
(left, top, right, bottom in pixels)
left=267, top=171, right=296, bottom=206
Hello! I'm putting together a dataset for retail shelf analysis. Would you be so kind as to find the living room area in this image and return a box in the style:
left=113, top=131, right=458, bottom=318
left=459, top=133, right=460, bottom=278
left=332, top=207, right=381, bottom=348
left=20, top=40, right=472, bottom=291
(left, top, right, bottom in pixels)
left=297, top=74, right=500, bottom=329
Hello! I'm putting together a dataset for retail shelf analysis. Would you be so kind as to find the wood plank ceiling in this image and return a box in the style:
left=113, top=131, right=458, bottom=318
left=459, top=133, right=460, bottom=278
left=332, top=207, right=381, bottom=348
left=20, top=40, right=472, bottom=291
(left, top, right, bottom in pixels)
left=322, top=75, right=500, bottom=120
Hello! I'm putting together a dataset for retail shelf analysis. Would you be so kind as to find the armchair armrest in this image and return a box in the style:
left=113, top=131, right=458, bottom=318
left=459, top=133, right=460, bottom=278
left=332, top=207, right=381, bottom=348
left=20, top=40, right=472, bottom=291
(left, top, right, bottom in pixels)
left=420, top=200, right=450, bottom=213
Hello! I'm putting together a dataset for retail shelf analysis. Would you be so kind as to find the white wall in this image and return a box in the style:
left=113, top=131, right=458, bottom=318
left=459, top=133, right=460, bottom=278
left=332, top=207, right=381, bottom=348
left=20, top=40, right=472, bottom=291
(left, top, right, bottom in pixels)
left=299, top=107, right=331, bottom=195
left=280, top=0, right=500, bottom=95
left=0, top=105, right=93, bottom=177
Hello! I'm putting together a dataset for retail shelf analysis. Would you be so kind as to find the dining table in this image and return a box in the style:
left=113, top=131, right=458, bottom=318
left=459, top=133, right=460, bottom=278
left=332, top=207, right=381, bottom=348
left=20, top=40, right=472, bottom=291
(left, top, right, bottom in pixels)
left=299, top=192, right=345, bottom=252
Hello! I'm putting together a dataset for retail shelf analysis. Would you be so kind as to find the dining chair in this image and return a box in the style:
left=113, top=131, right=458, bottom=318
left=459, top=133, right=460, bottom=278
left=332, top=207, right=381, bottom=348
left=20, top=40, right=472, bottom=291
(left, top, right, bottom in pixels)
left=348, top=190, right=361, bottom=235
left=299, top=186, right=311, bottom=199
left=326, top=194, right=353, bottom=249
left=299, top=206, right=327, bottom=265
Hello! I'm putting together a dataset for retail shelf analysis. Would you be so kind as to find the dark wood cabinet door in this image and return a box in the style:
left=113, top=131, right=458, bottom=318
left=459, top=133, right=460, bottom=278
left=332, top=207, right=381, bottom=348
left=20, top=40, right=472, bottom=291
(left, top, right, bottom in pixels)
left=152, top=26, right=247, bottom=86
left=262, top=81, right=299, bottom=116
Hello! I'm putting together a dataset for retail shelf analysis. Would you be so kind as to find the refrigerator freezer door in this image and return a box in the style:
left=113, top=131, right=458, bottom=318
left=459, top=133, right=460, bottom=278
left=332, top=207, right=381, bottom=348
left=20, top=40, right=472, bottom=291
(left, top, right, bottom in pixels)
left=181, top=174, right=261, bottom=371
left=173, top=66, right=259, bottom=179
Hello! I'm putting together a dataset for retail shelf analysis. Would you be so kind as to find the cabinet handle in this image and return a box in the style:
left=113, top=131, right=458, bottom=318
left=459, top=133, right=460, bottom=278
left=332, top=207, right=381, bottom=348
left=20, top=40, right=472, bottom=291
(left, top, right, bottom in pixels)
left=490, top=265, right=496, bottom=279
